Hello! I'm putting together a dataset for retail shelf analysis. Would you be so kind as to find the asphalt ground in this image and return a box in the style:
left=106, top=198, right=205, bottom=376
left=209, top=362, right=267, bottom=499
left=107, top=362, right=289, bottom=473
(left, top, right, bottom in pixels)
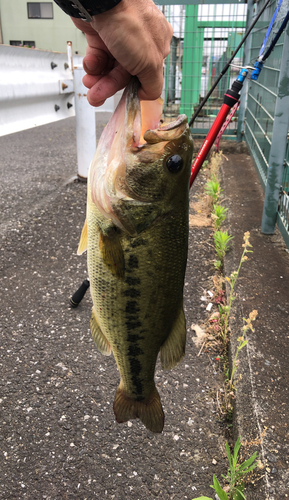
left=1, top=116, right=288, bottom=500
left=1, top=117, right=228, bottom=500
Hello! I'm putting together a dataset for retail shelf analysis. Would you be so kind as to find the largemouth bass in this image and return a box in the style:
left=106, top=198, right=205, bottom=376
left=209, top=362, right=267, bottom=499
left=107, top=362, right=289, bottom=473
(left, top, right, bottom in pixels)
left=78, top=78, right=193, bottom=433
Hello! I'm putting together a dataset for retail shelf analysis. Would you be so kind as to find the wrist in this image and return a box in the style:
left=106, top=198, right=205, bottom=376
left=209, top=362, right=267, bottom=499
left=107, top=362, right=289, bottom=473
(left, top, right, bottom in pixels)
left=54, top=0, right=123, bottom=22
left=91, top=0, right=156, bottom=40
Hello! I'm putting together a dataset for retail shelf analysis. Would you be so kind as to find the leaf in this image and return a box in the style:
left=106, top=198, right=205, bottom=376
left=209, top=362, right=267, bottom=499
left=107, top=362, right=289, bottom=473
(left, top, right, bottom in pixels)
left=191, top=324, right=207, bottom=347
left=233, top=486, right=246, bottom=500
left=233, top=437, right=242, bottom=462
left=225, top=442, right=232, bottom=468
left=210, top=475, right=229, bottom=500
left=237, top=452, right=258, bottom=472
left=191, top=497, right=213, bottom=500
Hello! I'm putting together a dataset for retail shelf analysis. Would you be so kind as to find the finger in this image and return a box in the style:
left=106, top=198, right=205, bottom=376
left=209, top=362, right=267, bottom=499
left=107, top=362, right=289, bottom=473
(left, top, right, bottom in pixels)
left=137, top=65, right=164, bottom=101
left=86, top=66, right=130, bottom=107
left=83, top=53, right=109, bottom=75
left=82, top=73, right=102, bottom=89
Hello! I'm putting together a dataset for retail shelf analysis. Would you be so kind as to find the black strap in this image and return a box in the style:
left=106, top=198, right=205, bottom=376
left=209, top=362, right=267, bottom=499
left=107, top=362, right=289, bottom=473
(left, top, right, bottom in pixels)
left=54, top=0, right=122, bottom=21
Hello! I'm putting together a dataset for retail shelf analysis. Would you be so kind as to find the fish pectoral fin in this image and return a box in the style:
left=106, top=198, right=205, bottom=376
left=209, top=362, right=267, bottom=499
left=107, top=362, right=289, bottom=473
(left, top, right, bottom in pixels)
left=99, top=230, right=125, bottom=280
left=77, top=219, right=88, bottom=255
left=160, top=306, right=186, bottom=370
left=113, top=384, right=164, bottom=433
left=90, top=307, right=111, bottom=356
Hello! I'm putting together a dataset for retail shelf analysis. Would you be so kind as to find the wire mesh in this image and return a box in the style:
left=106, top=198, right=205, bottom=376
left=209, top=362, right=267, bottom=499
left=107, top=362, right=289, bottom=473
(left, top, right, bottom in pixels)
left=245, top=0, right=285, bottom=182
left=156, top=2, right=247, bottom=137
left=245, top=0, right=289, bottom=247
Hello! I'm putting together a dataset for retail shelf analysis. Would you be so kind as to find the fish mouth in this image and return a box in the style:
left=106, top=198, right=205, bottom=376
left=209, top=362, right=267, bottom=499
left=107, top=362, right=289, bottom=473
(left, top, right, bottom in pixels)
left=126, top=77, right=188, bottom=147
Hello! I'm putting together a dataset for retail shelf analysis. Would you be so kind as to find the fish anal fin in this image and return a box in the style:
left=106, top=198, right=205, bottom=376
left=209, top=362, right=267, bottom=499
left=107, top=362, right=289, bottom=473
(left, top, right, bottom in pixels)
left=160, top=306, right=186, bottom=370
left=90, top=307, right=111, bottom=356
left=99, top=231, right=125, bottom=280
left=113, top=385, right=164, bottom=433
left=77, top=219, right=88, bottom=255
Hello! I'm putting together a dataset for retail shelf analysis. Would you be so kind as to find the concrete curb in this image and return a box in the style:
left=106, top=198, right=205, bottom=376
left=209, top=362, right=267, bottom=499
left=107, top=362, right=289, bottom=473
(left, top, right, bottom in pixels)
left=222, top=152, right=289, bottom=500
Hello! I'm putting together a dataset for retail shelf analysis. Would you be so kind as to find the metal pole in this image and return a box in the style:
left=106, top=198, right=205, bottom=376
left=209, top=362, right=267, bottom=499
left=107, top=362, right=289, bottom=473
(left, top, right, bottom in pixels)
left=73, top=64, right=97, bottom=180
left=237, top=0, right=254, bottom=142
left=261, top=24, right=289, bottom=234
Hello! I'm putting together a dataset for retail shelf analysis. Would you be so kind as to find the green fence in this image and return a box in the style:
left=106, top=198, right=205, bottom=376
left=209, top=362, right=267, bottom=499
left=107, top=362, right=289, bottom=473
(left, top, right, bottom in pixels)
left=242, top=0, right=289, bottom=247
left=158, top=1, right=289, bottom=248
left=156, top=1, right=247, bottom=137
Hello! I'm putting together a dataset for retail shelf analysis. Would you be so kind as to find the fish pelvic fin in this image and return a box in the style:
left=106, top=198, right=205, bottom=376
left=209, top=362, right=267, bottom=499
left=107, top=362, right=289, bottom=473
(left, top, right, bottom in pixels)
left=113, top=384, right=164, bottom=434
left=160, top=306, right=186, bottom=370
left=77, top=219, right=88, bottom=255
left=90, top=307, right=111, bottom=356
left=99, top=231, right=125, bottom=280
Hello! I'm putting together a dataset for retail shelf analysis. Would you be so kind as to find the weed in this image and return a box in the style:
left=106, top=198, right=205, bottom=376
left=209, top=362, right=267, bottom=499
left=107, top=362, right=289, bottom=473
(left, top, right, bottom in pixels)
left=217, top=311, right=258, bottom=420
left=212, top=204, right=228, bottom=229
left=214, top=231, right=234, bottom=271
left=192, top=437, right=259, bottom=500
left=205, top=180, right=222, bottom=205
left=219, top=231, right=253, bottom=340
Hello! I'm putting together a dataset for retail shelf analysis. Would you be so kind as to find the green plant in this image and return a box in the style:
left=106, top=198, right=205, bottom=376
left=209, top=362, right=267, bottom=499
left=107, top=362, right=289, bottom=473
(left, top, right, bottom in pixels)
left=221, top=315, right=256, bottom=420
left=205, top=180, right=222, bottom=204
left=212, top=204, right=228, bottom=229
left=192, top=437, right=258, bottom=500
left=220, top=231, right=252, bottom=338
left=214, top=230, right=234, bottom=270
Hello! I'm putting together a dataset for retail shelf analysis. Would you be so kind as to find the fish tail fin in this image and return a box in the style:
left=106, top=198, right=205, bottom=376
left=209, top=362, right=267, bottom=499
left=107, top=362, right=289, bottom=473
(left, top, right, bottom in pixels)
left=113, top=384, right=164, bottom=433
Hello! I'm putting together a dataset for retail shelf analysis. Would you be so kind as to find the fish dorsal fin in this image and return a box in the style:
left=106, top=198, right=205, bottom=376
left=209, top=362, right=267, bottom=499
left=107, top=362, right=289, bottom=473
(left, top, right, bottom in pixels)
left=90, top=307, right=111, bottom=356
left=99, top=231, right=125, bottom=280
left=160, top=306, right=186, bottom=370
left=77, top=219, right=88, bottom=255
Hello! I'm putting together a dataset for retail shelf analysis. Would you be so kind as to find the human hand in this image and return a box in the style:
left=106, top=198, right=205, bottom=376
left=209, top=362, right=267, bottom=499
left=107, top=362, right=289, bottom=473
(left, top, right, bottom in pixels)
left=72, top=0, right=173, bottom=106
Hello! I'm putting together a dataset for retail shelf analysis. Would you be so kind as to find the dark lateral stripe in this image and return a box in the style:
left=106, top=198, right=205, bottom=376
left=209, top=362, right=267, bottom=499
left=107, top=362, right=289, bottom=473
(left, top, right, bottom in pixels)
left=123, top=288, right=140, bottom=298
left=126, top=319, right=142, bottom=331
left=125, top=277, right=141, bottom=286
left=127, top=333, right=145, bottom=342
left=125, top=300, right=140, bottom=314
left=127, top=255, right=138, bottom=269
left=128, top=344, right=144, bottom=357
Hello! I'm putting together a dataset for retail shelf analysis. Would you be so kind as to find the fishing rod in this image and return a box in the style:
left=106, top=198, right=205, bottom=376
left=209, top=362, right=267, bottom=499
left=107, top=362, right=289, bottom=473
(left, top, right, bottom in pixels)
left=190, top=68, right=248, bottom=188
left=189, top=0, right=272, bottom=127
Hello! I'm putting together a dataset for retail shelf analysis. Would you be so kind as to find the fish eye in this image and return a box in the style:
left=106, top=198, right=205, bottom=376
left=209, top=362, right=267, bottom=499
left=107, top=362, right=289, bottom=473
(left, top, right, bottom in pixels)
left=166, top=155, right=184, bottom=173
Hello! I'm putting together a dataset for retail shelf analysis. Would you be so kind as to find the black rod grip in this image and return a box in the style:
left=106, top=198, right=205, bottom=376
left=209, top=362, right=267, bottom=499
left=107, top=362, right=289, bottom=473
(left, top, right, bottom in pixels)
left=70, top=279, right=90, bottom=308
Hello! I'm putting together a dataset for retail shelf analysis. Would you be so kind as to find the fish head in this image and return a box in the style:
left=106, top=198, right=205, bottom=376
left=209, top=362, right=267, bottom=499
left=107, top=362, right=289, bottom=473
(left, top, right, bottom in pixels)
left=89, top=78, right=193, bottom=231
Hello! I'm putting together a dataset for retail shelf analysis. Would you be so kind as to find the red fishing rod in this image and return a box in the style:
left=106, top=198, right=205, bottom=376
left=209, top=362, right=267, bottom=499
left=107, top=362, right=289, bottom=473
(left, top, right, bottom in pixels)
left=189, top=70, right=247, bottom=188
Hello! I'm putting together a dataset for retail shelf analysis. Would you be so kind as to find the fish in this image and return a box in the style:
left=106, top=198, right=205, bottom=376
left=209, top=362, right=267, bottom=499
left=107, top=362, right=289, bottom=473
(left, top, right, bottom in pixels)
left=77, top=77, right=193, bottom=433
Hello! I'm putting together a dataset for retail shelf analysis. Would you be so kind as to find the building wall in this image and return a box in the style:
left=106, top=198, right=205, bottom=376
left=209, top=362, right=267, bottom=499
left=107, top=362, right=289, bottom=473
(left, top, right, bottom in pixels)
left=0, top=0, right=87, bottom=54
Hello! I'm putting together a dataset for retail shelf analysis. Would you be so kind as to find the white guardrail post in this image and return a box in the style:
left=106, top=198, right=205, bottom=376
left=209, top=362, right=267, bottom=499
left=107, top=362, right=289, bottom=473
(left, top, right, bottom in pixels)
left=73, top=63, right=97, bottom=179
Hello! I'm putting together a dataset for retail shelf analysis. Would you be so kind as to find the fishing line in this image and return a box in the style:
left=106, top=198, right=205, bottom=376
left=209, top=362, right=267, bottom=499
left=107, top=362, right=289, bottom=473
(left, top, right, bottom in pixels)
left=251, top=0, right=289, bottom=79
left=259, top=0, right=283, bottom=58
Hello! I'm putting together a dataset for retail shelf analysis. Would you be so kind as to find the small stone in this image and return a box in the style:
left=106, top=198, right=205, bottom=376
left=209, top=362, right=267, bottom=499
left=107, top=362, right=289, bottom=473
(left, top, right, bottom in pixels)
left=212, top=459, right=217, bottom=465
left=271, top=468, right=277, bottom=474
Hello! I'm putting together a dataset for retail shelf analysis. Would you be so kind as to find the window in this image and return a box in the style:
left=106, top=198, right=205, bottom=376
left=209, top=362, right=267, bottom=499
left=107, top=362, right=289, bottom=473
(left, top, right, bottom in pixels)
left=10, top=40, right=22, bottom=46
left=23, top=41, right=36, bottom=47
left=27, top=2, right=53, bottom=19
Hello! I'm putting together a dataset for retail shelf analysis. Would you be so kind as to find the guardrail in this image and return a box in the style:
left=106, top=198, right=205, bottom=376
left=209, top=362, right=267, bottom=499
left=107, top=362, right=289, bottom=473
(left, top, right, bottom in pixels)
left=0, top=43, right=119, bottom=178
